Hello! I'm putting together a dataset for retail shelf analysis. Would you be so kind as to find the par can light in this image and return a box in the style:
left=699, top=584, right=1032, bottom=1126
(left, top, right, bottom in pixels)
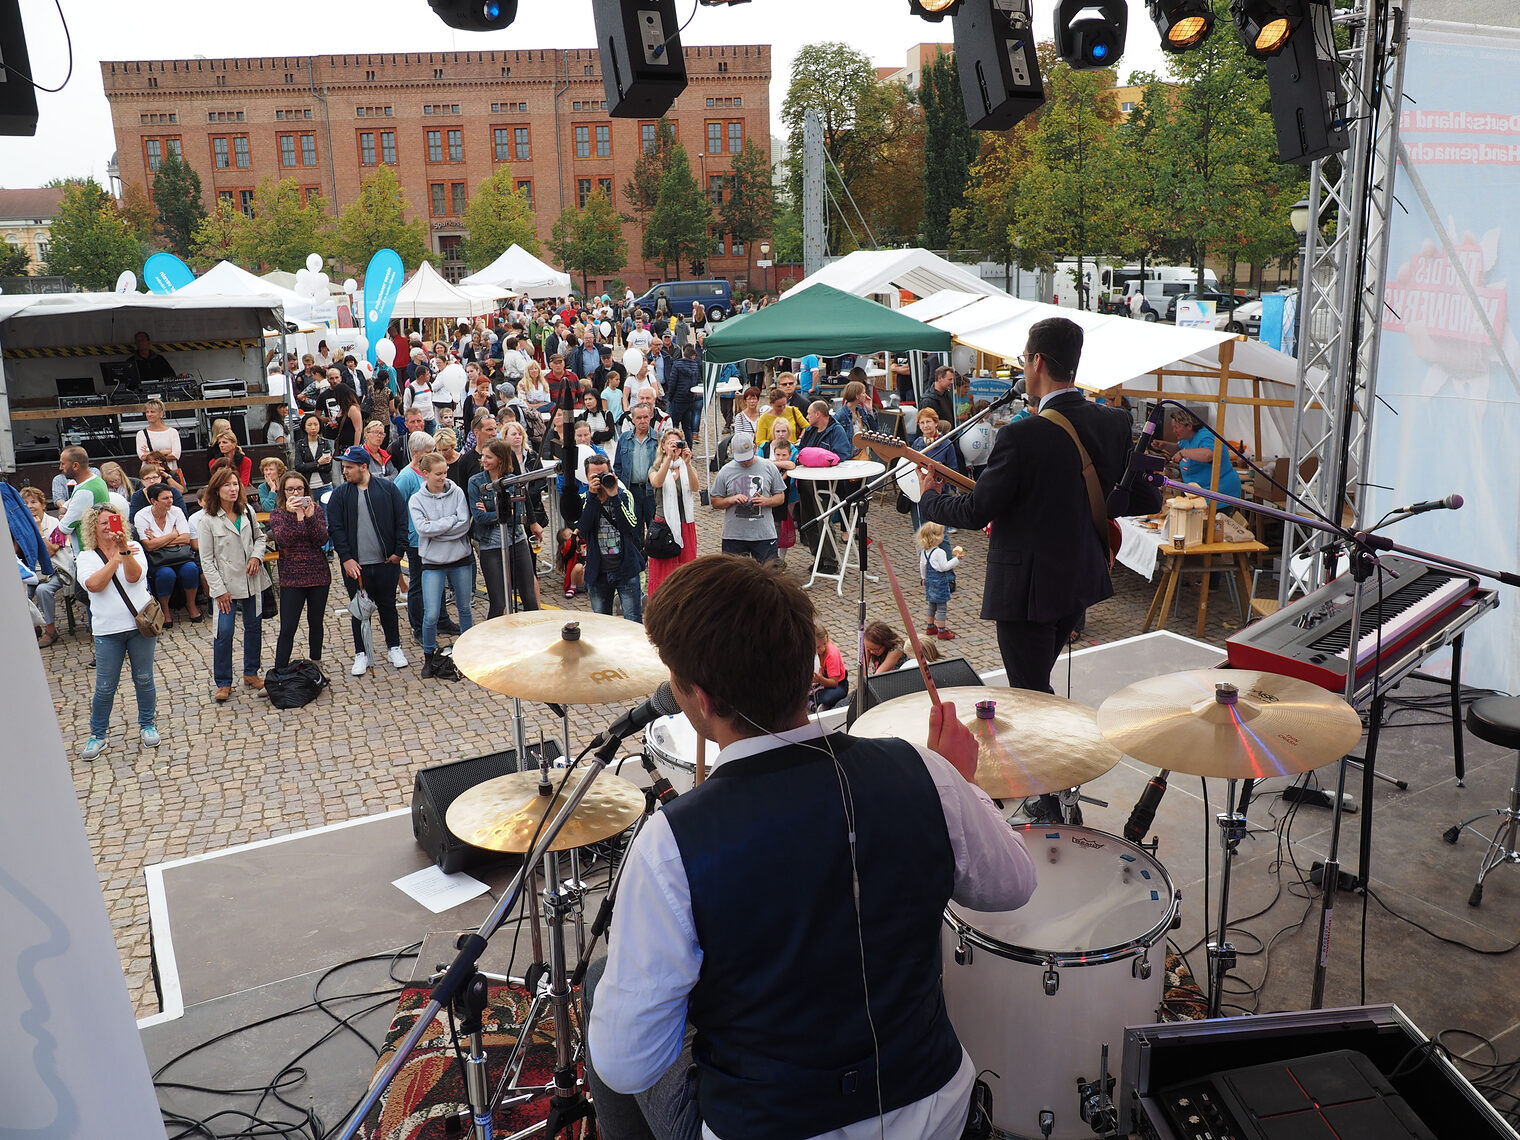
left=1147, top=0, right=1215, bottom=51
left=910, top=0, right=964, bottom=17
left=1231, top=0, right=1303, bottom=58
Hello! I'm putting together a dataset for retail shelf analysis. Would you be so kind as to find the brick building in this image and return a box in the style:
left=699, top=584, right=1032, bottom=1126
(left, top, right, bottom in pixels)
left=102, top=46, right=771, bottom=293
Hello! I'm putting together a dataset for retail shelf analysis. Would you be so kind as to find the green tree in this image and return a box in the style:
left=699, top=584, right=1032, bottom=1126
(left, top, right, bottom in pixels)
left=463, top=167, right=540, bottom=268
left=548, top=189, right=628, bottom=295
left=332, top=166, right=435, bottom=273
left=1110, top=75, right=1191, bottom=275
left=44, top=178, right=144, bottom=290
left=952, top=131, right=1037, bottom=283
left=190, top=198, right=253, bottom=270
left=920, top=51, right=978, bottom=250
left=645, top=143, right=712, bottom=278
left=152, top=153, right=207, bottom=259
left=624, top=115, right=678, bottom=222
left=234, top=178, right=332, bottom=272
left=770, top=189, right=803, bottom=265
left=720, top=137, right=774, bottom=285
left=0, top=243, right=30, bottom=276
left=117, top=181, right=161, bottom=248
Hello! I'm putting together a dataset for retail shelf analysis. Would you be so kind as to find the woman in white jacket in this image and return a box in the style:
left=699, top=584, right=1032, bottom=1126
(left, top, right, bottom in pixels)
left=200, top=466, right=270, bottom=702
left=409, top=452, right=474, bottom=677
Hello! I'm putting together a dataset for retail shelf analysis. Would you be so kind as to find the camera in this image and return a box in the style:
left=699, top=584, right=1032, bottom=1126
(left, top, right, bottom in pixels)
left=597, top=472, right=618, bottom=490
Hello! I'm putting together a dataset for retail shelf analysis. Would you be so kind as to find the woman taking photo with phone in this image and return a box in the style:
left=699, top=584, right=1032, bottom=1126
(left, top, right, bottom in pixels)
left=268, top=470, right=330, bottom=670
left=645, top=427, right=699, bottom=597
left=76, top=504, right=160, bottom=760
left=200, top=467, right=269, bottom=703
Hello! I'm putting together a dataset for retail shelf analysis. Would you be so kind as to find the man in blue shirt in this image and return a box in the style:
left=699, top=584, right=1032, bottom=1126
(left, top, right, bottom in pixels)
left=1165, top=409, right=1242, bottom=500
left=613, top=403, right=660, bottom=546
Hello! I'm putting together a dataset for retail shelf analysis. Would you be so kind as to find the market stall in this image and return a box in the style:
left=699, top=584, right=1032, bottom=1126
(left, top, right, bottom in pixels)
left=460, top=243, right=572, bottom=299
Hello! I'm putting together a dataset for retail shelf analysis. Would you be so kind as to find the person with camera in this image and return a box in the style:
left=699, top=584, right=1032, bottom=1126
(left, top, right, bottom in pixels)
left=710, top=433, right=787, bottom=565
left=576, top=454, right=646, bottom=622
left=268, top=470, right=330, bottom=671
left=646, top=428, right=699, bottom=598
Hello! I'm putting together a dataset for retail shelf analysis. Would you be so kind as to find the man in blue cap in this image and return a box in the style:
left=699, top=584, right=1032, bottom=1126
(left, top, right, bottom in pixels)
left=326, top=444, right=410, bottom=675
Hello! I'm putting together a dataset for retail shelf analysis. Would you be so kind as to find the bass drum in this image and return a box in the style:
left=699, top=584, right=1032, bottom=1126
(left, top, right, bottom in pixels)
left=942, top=824, right=1179, bottom=1140
left=643, top=713, right=719, bottom=795
left=958, top=421, right=994, bottom=468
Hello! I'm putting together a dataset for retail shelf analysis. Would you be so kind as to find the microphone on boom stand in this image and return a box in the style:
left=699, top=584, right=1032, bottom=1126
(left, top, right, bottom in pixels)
left=1123, top=770, right=1170, bottom=845
left=1106, top=401, right=1169, bottom=516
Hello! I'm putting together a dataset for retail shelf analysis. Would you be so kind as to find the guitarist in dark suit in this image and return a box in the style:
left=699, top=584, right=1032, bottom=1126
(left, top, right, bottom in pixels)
left=918, top=317, right=1160, bottom=694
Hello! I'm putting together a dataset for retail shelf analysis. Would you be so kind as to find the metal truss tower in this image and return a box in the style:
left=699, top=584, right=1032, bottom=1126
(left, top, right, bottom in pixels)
left=1280, top=0, right=1410, bottom=601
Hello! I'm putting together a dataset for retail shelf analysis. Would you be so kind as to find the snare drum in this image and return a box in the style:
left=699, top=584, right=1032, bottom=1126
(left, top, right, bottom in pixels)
left=643, top=713, right=719, bottom=794
left=942, top=824, right=1179, bottom=1140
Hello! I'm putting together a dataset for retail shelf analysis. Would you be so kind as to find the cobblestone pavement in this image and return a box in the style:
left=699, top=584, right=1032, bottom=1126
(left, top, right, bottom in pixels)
left=49, top=435, right=1261, bottom=1017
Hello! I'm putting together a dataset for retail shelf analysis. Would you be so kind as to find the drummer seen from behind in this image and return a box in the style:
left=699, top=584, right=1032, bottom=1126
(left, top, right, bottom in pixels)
left=585, top=554, right=1037, bottom=1140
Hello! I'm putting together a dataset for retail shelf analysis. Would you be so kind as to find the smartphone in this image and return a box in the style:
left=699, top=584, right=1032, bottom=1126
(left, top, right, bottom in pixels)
left=108, top=513, right=124, bottom=536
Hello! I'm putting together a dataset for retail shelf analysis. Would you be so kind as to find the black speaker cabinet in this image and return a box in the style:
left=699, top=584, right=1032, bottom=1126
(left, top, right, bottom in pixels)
left=1265, top=1, right=1349, bottom=165
left=412, top=742, right=562, bottom=874
left=861, top=656, right=984, bottom=713
left=953, top=0, right=1046, bottom=130
left=592, top=0, right=689, bottom=119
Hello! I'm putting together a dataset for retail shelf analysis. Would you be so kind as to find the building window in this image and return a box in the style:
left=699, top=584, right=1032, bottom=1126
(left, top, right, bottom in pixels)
left=713, top=233, right=727, bottom=256
left=447, top=128, right=463, bottom=161
left=234, top=135, right=249, bottom=168
left=427, top=129, right=443, bottom=162
left=516, top=180, right=534, bottom=209
left=451, top=182, right=467, bottom=214
left=143, top=137, right=182, bottom=172
left=707, top=121, right=722, bottom=155
left=380, top=131, right=397, bottom=164
left=1121, top=101, right=1136, bottom=113
left=279, top=134, right=297, bottom=167
left=597, top=177, right=613, bottom=204
left=239, top=189, right=255, bottom=216
left=300, top=185, right=321, bottom=206
left=595, top=124, right=611, bottom=157
left=707, top=174, right=725, bottom=205
left=300, top=134, right=317, bottom=166
left=718, top=61, right=729, bottom=73
left=493, top=127, right=510, bottom=162
left=734, top=96, right=742, bottom=108
left=515, top=126, right=530, bottom=160
left=641, top=122, right=657, bottom=154
left=491, top=101, right=527, bottom=113
left=577, top=178, right=593, bottom=208
left=213, top=136, right=230, bottom=169
left=218, top=189, right=233, bottom=206
left=359, top=131, right=377, bottom=165
left=36, top=240, right=48, bottom=263
left=733, top=237, right=745, bottom=257
left=728, top=121, right=742, bottom=154
left=574, top=125, right=590, bottom=159
left=430, top=183, right=447, bottom=217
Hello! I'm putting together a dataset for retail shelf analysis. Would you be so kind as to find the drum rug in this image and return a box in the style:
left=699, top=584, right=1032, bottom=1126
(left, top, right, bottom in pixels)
left=358, top=982, right=568, bottom=1140
left=1161, top=951, right=1210, bottom=1022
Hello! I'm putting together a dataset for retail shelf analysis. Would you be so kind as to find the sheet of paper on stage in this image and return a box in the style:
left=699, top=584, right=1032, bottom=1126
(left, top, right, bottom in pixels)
left=392, top=865, right=490, bottom=913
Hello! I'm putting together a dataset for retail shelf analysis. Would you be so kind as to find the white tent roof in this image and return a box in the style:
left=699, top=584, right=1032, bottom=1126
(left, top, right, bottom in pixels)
left=177, top=260, right=319, bottom=324
left=458, top=282, right=517, bottom=304
left=901, top=290, right=1324, bottom=458
left=0, top=291, right=279, bottom=347
left=787, top=249, right=1008, bottom=305
left=392, top=260, right=499, bottom=319
left=460, top=244, right=572, bottom=299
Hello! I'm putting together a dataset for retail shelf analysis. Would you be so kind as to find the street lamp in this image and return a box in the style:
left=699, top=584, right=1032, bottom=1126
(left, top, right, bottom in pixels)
left=759, top=239, right=772, bottom=296
left=1288, top=197, right=1311, bottom=355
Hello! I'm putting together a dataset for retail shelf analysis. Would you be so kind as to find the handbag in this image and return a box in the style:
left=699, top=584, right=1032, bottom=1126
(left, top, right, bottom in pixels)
left=264, top=659, right=329, bottom=709
left=778, top=515, right=797, bottom=549
left=146, top=539, right=195, bottom=570
left=110, top=571, right=164, bottom=638
left=646, top=471, right=686, bottom=561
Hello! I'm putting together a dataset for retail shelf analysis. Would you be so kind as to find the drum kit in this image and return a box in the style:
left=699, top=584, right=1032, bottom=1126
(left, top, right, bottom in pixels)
left=341, top=606, right=1365, bottom=1140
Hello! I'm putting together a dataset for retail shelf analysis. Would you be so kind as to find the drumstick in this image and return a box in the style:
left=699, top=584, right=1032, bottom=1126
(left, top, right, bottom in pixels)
left=695, top=735, right=707, bottom=785
left=870, top=539, right=942, bottom=709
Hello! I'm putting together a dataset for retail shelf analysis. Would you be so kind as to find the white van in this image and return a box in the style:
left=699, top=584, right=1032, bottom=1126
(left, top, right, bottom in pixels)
left=1102, top=264, right=1218, bottom=305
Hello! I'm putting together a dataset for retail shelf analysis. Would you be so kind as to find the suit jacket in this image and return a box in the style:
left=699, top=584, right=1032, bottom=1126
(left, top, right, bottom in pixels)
left=919, top=388, right=1156, bottom=624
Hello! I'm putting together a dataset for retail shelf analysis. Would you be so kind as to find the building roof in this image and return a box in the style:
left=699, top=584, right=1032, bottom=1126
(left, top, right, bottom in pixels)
left=0, top=188, right=66, bottom=223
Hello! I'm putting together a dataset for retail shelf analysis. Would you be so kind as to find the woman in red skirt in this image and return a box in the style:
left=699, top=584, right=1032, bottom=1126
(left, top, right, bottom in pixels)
left=646, top=427, right=700, bottom=597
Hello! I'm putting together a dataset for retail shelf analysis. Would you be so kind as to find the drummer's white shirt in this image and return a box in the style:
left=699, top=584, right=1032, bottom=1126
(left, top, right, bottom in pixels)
left=588, top=721, right=1037, bottom=1140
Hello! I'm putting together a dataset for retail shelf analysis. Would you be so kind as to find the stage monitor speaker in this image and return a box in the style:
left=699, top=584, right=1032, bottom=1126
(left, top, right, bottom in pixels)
left=592, top=0, right=689, bottom=119
left=0, top=0, right=40, bottom=137
left=862, top=656, right=984, bottom=713
left=412, top=741, right=562, bottom=874
left=1265, top=0, right=1349, bottom=165
left=952, top=0, right=1045, bottom=131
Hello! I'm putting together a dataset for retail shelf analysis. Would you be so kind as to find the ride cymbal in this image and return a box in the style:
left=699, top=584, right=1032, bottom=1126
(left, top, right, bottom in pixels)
left=848, top=685, right=1123, bottom=799
left=1096, top=669, right=1363, bottom=779
left=452, top=612, right=667, bottom=704
left=445, top=770, right=646, bottom=853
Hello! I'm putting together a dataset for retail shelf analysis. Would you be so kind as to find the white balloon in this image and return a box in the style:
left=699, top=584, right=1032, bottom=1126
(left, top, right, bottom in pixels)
left=295, top=267, right=311, bottom=284
left=343, top=277, right=358, bottom=294
left=599, top=321, right=612, bottom=337
left=318, top=272, right=330, bottom=287
left=353, top=335, right=369, bottom=357
left=115, top=270, right=137, bottom=294
left=375, top=339, right=397, bottom=366
left=306, top=253, right=323, bottom=274
left=622, top=348, right=644, bottom=375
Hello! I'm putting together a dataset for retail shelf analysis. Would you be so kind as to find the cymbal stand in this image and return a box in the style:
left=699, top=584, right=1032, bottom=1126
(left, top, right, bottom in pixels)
left=1206, top=720, right=1255, bottom=1018
left=1056, top=786, right=1109, bottom=826
left=494, top=462, right=560, bottom=772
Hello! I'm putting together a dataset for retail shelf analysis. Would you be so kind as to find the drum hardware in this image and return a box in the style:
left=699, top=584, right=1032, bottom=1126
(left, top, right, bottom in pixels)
left=1042, top=958, right=1060, bottom=996
left=1077, top=1044, right=1120, bottom=1137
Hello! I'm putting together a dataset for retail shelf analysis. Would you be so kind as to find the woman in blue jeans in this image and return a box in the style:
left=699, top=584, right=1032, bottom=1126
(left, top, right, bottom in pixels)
left=408, top=452, right=475, bottom=678
left=133, top=482, right=203, bottom=625
left=75, top=504, right=159, bottom=760
left=198, top=467, right=270, bottom=703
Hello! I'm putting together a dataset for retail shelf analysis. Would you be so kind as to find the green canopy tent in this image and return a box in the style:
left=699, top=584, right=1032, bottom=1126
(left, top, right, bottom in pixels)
left=700, top=283, right=952, bottom=364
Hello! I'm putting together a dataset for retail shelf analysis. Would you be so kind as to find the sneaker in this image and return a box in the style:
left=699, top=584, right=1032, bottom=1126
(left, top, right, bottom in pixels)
left=388, top=646, right=409, bottom=669
left=351, top=652, right=370, bottom=676
left=140, top=726, right=161, bottom=748
left=937, top=628, right=957, bottom=640
left=81, top=736, right=107, bottom=761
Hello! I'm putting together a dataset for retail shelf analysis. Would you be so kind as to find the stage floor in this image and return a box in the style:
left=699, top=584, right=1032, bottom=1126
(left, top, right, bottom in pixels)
left=140, top=631, right=1520, bottom=1134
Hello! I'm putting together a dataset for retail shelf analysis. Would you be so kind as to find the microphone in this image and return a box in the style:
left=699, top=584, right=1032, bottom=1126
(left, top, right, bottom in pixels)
left=1123, top=770, right=1170, bottom=844
left=598, top=682, right=680, bottom=747
left=1394, top=494, right=1463, bottom=516
left=1106, top=402, right=1168, bottom=516
left=641, top=755, right=680, bottom=806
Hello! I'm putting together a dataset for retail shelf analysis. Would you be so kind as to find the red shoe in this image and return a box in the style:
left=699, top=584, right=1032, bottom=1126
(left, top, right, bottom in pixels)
left=937, top=628, right=956, bottom=640
left=925, top=624, right=939, bottom=638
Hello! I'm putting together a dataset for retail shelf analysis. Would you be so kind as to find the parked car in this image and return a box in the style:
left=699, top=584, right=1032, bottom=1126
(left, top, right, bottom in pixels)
left=632, top=279, right=734, bottom=322
left=1165, top=291, right=1252, bottom=326
left=1226, top=299, right=1263, bottom=337
left=1126, top=281, right=1193, bottom=321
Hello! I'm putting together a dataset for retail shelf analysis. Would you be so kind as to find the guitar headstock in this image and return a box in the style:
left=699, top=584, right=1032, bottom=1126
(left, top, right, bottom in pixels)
left=853, top=430, right=904, bottom=454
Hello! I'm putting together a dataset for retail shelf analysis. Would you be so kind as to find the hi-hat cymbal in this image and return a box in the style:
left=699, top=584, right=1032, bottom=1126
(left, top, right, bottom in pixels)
left=446, top=770, right=646, bottom=853
left=1096, top=669, right=1363, bottom=779
left=452, top=611, right=667, bottom=704
left=848, top=685, right=1123, bottom=799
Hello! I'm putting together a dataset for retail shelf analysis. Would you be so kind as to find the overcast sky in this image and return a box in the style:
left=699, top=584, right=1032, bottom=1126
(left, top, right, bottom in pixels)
left=0, top=0, right=1170, bottom=189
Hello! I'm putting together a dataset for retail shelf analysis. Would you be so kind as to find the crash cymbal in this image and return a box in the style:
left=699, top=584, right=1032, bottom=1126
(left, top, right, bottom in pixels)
left=452, top=611, right=667, bottom=704
left=848, top=686, right=1122, bottom=799
left=446, top=770, right=646, bottom=853
left=1096, top=669, right=1363, bottom=779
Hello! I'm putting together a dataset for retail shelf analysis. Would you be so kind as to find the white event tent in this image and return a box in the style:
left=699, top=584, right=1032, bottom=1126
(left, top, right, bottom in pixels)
left=176, top=260, right=320, bottom=325
left=460, top=244, right=572, bottom=299
left=786, top=249, right=1007, bottom=307
left=392, top=260, right=500, bottom=320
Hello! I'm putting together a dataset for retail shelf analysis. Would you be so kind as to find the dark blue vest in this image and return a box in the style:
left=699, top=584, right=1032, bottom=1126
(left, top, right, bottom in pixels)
left=663, top=733, right=962, bottom=1140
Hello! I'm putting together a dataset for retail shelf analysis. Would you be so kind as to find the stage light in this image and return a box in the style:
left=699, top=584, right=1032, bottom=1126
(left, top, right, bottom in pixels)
left=1147, top=0, right=1214, bottom=51
left=427, top=0, right=518, bottom=31
left=1231, top=0, right=1303, bottom=59
left=592, top=0, right=689, bottom=118
left=1056, top=0, right=1128, bottom=70
left=1265, top=0, right=1348, bottom=163
left=910, top=0, right=964, bottom=20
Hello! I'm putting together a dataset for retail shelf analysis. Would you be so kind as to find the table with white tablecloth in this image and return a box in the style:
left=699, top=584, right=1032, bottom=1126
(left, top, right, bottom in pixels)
left=787, top=459, right=886, bottom=595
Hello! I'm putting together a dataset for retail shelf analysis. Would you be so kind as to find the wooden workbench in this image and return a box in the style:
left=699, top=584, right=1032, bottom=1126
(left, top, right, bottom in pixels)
left=1142, top=537, right=1270, bottom=638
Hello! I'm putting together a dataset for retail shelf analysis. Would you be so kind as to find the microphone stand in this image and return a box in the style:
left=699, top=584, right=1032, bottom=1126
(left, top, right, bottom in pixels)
left=492, top=461, right=560, bottom=769
left=1144, top=474, right=1519, bottom=1008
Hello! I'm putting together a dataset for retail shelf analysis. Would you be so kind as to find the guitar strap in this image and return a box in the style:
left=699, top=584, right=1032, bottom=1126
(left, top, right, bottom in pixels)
left=1040, top=408, right=1111, bottom=560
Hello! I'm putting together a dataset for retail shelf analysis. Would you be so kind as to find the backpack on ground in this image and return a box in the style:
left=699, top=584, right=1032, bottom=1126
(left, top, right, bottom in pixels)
left=264, top=659, right=330, bottom=708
